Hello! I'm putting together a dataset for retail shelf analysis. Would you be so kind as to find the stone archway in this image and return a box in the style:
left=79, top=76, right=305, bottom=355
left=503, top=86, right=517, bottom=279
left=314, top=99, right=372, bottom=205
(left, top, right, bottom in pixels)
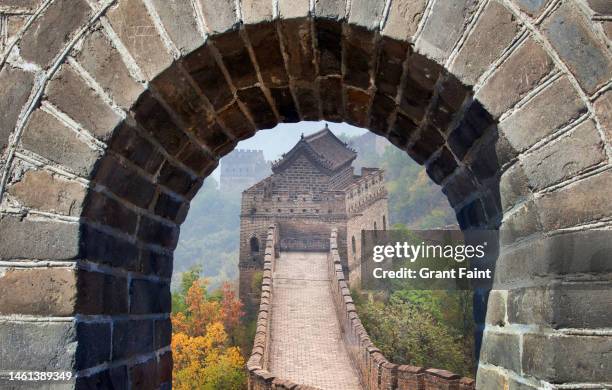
left=0, top=0, right=610, bottom=388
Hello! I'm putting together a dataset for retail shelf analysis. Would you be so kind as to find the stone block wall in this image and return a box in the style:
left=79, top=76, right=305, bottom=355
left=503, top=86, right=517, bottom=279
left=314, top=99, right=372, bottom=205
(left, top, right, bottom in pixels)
left=346, top=197, right=389, bottom=287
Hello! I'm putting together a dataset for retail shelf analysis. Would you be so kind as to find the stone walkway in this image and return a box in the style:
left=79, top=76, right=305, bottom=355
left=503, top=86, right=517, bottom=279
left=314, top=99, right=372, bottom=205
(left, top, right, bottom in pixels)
left=268, top=251, right=363, bottom=390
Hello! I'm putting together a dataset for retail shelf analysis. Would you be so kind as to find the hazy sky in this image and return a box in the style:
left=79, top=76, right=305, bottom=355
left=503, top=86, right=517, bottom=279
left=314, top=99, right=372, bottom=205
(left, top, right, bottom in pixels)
left=211, top=121, right=368, bottom=181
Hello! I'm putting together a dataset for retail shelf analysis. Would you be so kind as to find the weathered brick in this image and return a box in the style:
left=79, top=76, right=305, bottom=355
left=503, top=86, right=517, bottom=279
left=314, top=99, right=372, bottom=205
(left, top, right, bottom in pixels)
left=237, top=86, right=277, bottom=129
left=112, top=319, right=154, bottom=360
left=480, top=331, right=521, bottom=373
left=75, top=322, right=111, bottom=370
left=178, top=141, right=214, bottom=175
left=129, top=358, right=159, bottom=390
left=75, top=29, right=144, bottom=110
left=500, top=77, right=587, bottom=152
left=593, top=89, right=612, bottom=143
left=536, top=170, right=612, bottom=230
left=76, top=269, right=128, bottom=315
left=343, top=25, right=375, bottom=90
left=399, top=56, right=440, bottom=123
left=375, top=38, right=409, bottom=99
left=588, top=0, right=612, bottom=14
left=348, top=0, right=386, bottom=30
left=211, top=30, right=258, bottom=89
left=499, top=162, right=530, bottom=211
left=485, top=290, right=506, bottom=326
left=508, top=283, right=612, bottom=329
left=245, top=23, right=288, bottom=87
left=319, top=77, right=343, bottom=122
left=150, top=0, right=203, bottom=54
left=382, top=0, right=427, bottom=40
left=522, top=333, right=612, bottom=382
left=477, top=39, right=554, bottom=117
left=0, top=66, right=34, bottom=151
left=155, top=319, right=172, bottom=349
left=500, top=200, right=541, bottom=245
left=270, top=87, right=300, bottom=123
left=416, top=0, right=478, bottom=62
left=80, top=224, right=139, bottom=268
left=0, top=0, right=41, bottom=8
left=603, top=21, right=612, bottom=40
left=0, top=267, right=76, bottom=316
left=75, top=366, right=128, bottom=390
left=314, top=0, right=347, bottom=19
left=154, top=191, right=188, bottom=223
left=4, top=14, right=29, bottom=49
left=295, top=87, right=320, bottom=121
left=521, top=120, right=605, bottom=190
left=441, top=168, right=479, bottom=207
left=451, top=1, right=520, bottom=85
left=0, top=214, right=79, bottom=260
left=107, top=0, right=172, bottom=78
left=241, top=0, right=273, bottom=24
left=137, top=248, right=173, bottom=278
left=475, top=365, right=507, bottom=389
left=508, top=378, right=538, bottom=390
left=157, top=160, right=198, bottom=196
left=541, top=2, right=612, bottom=94
left=513, top=0, right=548, bottom=17
left=197, top=0, right=237, bottom=33
left=193, top=120, right=236, bottom=155
left=129, top=279, right=171, bottom=314
left=316, top=19, right=343, bottom=76
left=494, top=132, right=518, bottom=167
left=8, top=170, right=85, bottom=216
left=21, top=109, right=100, bottom=177
left=278, top=18, right=316, bottom=83
left=388, top=112, right=418, bottom=148
left=82, top=190, right=139, bottom=234
left=0, top=321, right=76, bottom=371
left=456, top=198, right=487, bottom=229
left=108, top=123, right=165, bottom=175
left=425, top=147, right=457, bottom=184
left=278, top=0, right=310, bottom=18
left=19, top=0, right=90, bottom=68
left=150, top=66, right=209, bottom=132
left=158, top=351, right=172, bottom=385
left=183, top=45, right=234, bottom=110
left=93, top=155, right=156, bottom=209
left=344, top=87, right=371, bottom=127
left=137, top=216, right=179, bottom=249
left=46, top=64, right=121, bottom=141
left=496, top=229, right=612, bottom=286
left=133, top=92, right=190, bottom=157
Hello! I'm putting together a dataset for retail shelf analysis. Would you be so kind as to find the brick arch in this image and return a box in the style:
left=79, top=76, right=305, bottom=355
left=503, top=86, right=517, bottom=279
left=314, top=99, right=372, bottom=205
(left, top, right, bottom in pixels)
left=0, top=0, right=610, bottom=389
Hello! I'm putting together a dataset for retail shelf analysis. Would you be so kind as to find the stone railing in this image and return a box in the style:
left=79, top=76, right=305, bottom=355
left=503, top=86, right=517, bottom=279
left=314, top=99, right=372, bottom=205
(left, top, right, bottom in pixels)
left=246, top=225, right=321, bottom=390
left=327, top=229, right=475, bottom=390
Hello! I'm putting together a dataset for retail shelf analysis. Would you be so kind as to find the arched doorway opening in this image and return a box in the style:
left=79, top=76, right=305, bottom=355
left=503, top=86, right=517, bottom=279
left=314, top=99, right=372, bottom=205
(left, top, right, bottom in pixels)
left=0, top=1, right=609, bottom=388
left=249, top=236, right=260, bottom=257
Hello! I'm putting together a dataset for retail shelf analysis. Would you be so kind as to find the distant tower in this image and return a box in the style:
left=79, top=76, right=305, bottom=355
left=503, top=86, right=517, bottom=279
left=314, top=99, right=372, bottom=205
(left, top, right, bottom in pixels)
left=238, top=127, right=388, bottom=307
left=220, top=149, right=271, bottom=193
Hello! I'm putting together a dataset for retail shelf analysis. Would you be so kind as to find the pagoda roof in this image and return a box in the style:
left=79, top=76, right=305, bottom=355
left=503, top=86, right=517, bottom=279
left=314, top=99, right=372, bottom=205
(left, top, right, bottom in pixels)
left=271, top=126, right=357, bottom=173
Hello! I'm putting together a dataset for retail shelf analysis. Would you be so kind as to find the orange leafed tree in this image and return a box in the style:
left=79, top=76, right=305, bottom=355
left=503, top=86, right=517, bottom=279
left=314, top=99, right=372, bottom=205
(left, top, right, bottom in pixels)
left=172, top=277, right=246, bottom=389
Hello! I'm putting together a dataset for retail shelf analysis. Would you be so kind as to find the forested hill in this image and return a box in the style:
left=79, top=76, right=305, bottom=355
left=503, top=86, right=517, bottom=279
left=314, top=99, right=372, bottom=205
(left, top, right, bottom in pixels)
left=172, top=177, right=241, bottom=290
left=339, top=133, right=456, bottom=229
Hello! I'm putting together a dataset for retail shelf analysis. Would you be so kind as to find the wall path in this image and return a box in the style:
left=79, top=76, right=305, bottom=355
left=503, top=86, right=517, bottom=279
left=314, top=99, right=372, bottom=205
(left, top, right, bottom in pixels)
left=269, top=251, right=362, bottom=390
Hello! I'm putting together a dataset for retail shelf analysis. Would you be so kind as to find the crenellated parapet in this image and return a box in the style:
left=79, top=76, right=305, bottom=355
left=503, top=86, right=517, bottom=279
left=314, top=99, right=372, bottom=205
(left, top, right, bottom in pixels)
left=326, top=229, right=475, bottom=390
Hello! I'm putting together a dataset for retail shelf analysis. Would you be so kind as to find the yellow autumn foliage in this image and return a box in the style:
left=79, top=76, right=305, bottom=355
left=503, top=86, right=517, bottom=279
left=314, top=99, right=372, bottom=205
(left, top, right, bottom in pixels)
left=172, top=278, right=246, bottom=389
